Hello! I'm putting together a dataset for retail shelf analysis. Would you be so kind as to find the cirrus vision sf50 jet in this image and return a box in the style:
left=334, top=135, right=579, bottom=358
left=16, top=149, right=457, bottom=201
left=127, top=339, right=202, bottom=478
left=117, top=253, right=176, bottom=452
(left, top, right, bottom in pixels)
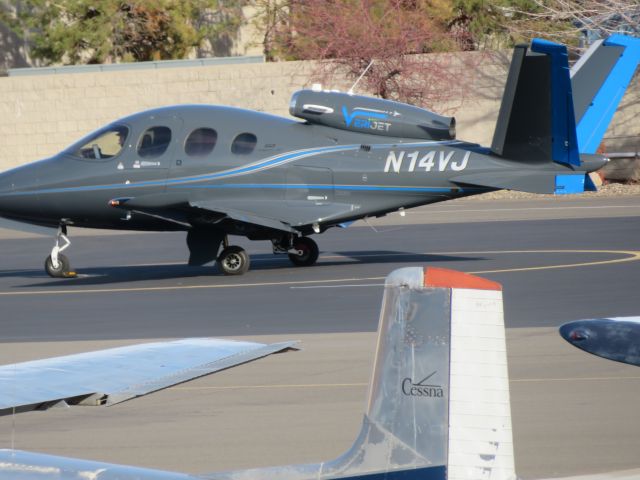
left=0, top=35, right=638, bottom=277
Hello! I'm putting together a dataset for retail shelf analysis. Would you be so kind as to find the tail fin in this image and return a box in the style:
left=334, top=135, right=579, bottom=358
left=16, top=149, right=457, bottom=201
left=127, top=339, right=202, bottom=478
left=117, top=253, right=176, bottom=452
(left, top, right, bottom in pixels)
left=491, top=39, right=580, bottom=167
left=364, top=267, right=515, bottom=480
left=211, top=267, right=514, bottom=480
left=491, top=35, right=640, bottom=164
left=0, top=267, right=515, bottom=480
left=571, top=35, right=640, bottom=154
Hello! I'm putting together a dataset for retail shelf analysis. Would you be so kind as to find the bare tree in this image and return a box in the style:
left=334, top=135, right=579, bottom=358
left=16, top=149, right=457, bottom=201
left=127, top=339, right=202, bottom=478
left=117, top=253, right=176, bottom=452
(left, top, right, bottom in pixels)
left=503, top=0, right=639, bottom=49
left=264, top=0, right=483, bottom=111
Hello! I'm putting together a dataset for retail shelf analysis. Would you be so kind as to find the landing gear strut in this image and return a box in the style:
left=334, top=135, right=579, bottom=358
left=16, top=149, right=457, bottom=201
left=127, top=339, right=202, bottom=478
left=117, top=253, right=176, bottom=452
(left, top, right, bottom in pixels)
left=273, top=235, right=320, bottom=267
left=45, top=225, right=76, bottom=278
left=216, top=236, right=250, bottom=275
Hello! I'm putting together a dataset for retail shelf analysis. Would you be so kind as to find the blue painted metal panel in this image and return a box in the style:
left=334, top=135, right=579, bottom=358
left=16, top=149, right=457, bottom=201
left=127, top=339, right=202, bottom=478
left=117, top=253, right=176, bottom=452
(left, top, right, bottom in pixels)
left=584, top=172, right=598, bottom=192
left=340, top=466, right=447, bottom=480
left=531, top=39, right=581, bottom=166
left=555, top=174, right=585, bottom=194
left=577, top=35, right=640, bottom=154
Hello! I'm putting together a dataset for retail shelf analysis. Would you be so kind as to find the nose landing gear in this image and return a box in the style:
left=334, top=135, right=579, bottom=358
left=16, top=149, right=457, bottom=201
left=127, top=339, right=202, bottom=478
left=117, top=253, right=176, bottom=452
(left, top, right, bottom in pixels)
left=45, top=225, right=76, bottom=278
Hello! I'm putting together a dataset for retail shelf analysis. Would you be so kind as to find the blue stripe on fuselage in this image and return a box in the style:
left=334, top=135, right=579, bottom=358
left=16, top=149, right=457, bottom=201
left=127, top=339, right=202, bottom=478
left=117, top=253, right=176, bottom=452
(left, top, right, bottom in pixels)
left=174, top=183, right=482, bottom=193
left=5, top=140, right=463, bottom=196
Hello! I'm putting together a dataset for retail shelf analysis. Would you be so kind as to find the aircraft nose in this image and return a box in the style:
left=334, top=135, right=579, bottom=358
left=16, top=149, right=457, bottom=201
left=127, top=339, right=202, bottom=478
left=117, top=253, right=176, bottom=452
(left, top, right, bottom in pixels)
left=0, top=169, right=14, bottom=212
left=0, top=164, right=41, bottom=219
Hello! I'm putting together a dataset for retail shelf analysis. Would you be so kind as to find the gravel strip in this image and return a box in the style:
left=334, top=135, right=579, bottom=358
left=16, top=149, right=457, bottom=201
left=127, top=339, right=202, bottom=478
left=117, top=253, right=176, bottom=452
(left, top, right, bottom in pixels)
left=457, top=182, right=640, bottom=201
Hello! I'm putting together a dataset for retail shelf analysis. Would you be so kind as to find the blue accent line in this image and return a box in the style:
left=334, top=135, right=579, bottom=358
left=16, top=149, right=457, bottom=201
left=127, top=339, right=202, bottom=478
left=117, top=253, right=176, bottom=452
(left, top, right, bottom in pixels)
left=4, top=183, right=483, bottom=198
left=170, top=183, right=476, bottom=193
left=4, top=141, right=466, bottom=197
left=8, top=142, right=464, bottom=196
left=577, top=35, right=640, bottom=154
left=531, top=38, right=580, bottom=166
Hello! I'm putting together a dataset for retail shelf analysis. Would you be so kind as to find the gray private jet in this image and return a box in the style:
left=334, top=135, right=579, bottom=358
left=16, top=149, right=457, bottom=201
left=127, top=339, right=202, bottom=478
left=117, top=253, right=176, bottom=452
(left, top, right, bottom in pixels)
left=0, top=35, right=638, bottom=277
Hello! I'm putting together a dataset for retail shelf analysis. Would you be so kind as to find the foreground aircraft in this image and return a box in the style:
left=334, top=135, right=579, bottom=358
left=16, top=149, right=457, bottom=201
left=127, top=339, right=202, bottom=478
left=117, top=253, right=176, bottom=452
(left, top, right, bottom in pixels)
left=3, top=266, right=640, bottom=479
left=0, top=35, right=638, bottom=277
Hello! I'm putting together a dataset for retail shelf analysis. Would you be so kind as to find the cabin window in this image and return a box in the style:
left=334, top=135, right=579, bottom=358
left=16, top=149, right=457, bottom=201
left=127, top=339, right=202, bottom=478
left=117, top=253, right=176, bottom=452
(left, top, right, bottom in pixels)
left=74, top=125, right=129, bottom=160
left=185, top=128, right=218, bottom=157
left=231, top=132, right=257, bottom=155
left=137, top=126, right=172, bottom=158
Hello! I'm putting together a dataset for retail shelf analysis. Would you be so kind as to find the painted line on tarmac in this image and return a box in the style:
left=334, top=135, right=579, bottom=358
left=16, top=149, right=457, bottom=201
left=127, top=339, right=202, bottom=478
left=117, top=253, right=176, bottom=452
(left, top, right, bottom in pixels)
left=292, top=249, right=640, bottom=289
left=126, top=248, right=638, bottom=267
left=1, top=249, right=638, bottom=296
left=171, top=375, right=640, bottom=392
left=292, top=283, right=384, bottom=289
left=413, top=205, right=640, bottom=214
left=511, top=375, right=640, bottom=383
left=173, top=382, right=368, bottom=391
left=0, top=275, right=388, bottom=296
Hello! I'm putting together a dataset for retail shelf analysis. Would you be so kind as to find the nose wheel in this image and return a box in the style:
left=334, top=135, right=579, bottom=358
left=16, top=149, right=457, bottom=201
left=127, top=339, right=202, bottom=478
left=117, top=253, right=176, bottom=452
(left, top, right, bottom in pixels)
left=45, top=225, right=76, bottom=278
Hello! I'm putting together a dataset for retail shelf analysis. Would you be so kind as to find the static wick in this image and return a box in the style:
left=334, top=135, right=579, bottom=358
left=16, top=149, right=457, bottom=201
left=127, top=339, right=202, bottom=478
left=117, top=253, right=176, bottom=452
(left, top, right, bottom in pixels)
left=348, top=60, right=375, bottom=95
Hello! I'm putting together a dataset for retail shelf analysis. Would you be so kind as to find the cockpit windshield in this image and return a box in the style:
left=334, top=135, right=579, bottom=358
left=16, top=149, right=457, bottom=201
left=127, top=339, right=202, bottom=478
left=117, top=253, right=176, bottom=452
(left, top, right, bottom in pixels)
left=72, top=125, right=129, bottom=160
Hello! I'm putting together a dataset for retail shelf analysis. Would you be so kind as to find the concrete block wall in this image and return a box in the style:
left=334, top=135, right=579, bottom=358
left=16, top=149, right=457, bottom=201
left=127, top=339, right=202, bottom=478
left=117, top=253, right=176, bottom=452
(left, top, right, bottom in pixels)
left=0, top=52, right=637, bottom=172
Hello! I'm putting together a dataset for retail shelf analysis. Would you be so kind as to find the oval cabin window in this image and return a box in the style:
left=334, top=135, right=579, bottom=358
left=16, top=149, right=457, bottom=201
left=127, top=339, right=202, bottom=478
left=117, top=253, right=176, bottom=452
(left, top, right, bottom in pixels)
left=137, top=126, right=172, bottom=158
left=185, top=128, right=218, bottom=157
left=231, top=133, right=257, bottom=155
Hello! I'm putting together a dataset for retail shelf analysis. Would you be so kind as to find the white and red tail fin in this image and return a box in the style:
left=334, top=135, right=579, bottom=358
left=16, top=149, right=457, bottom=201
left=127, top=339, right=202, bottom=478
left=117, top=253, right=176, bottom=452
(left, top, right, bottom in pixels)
left=365, top=267, right=515, bottom=480
left=0, top=267, right=515, bottom=480
left=210, top=266, right=514, bottom=480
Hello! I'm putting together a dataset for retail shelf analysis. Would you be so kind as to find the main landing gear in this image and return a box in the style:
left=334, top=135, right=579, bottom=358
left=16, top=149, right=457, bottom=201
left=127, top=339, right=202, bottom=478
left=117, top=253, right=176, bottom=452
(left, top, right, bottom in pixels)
left=45, top=225, right=77, bottom=278
left=187, top=229, right=322, bottom=276
left=217, top=244, right=250, bottom=275
left=215, top=234, right=319, bottom=276
left=272, top=235, right=320, bottom=268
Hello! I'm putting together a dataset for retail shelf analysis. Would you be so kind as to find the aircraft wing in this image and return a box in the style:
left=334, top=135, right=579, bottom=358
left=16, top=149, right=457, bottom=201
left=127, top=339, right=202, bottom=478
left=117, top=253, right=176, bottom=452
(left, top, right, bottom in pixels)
left=189, top=199, right=361, bottom=230
left=0, top=449, right=201, bottom=479
left=113, top=195, right=361, bottom=232
left=0, top=338, right=297, bottom=415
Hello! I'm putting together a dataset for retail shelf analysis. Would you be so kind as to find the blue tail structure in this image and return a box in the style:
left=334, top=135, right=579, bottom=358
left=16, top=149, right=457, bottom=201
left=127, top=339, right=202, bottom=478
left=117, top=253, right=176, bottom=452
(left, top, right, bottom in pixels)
left=571, top=35, right=640, bottom=154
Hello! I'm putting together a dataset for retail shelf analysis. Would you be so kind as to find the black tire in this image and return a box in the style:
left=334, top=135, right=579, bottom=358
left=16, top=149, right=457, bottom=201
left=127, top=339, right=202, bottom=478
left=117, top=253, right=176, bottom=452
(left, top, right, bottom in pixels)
left=217, top=246, right=250, bottom=275
left=288, top=237, right=319, bottom=267
left=45, top=254, right=71, bottom=278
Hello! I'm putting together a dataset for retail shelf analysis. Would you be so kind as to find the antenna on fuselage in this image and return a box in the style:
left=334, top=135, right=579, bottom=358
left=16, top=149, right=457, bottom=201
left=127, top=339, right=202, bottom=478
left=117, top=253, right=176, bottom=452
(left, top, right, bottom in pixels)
left=348, top=59, right=374, bottom=95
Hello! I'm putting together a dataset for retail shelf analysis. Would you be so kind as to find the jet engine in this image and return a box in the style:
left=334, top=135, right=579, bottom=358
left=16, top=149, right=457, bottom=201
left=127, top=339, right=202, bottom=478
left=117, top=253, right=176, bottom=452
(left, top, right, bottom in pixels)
left=289, top=89, right=456, bottom=141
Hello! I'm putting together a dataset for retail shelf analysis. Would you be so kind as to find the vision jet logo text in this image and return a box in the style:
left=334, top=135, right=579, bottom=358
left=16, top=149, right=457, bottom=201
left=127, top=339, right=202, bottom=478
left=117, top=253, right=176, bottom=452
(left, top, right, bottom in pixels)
left=401, top=371, right=444, bottom=398
left=342, top=106, right=392, bottom=132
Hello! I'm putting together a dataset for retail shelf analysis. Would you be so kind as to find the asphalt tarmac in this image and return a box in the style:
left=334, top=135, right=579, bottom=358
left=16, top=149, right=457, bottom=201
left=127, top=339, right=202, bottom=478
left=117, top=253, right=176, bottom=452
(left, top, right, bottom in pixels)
left=1, top=196, right=640, bottom=478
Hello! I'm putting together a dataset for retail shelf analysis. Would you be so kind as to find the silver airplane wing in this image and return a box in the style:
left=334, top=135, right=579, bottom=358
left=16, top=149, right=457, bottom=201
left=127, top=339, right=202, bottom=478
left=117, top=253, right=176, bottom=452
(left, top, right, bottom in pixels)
left=0, top=449, right=200, bottom=479
left=0, top=338, right=297, bottom=415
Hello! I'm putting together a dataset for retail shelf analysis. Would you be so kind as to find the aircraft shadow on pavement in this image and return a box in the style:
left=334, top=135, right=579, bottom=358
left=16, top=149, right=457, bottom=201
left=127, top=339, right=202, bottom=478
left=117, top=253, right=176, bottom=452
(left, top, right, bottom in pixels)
left=10, top=251, right=484, bottom=289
